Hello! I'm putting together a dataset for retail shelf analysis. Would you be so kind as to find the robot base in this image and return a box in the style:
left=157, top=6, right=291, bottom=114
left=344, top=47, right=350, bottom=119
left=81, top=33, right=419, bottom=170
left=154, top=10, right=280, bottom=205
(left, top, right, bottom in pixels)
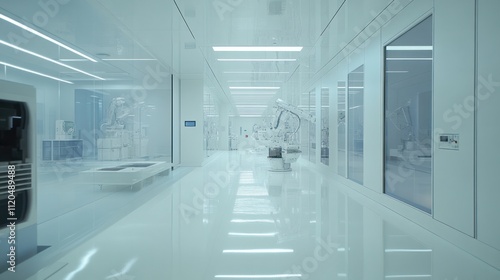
left=268, top=157, right=292, bottom=172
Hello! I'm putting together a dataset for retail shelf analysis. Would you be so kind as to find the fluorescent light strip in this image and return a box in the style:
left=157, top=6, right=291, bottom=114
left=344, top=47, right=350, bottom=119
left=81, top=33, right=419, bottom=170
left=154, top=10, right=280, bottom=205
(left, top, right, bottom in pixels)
left=231, top=219, right=275, bottom=223
left=0, top=61, right=73, bottom=84
left=224, top=71, right=289, bottom=74
left=385, top=275, right=432, bottom=278
left=0, top=13, right=96, bottom=62
left=228, top=232, right=278, bottom=237
left=384, top=249, right=432, bottom=253
left=215, top=274, right=301, bottom=279
left=227, top=80, right=283, bottom=83
left=231, top=92, right=276, bottom=95
left=386, top=70, right=409, bottom=73
left=230, top=87, right=280, bottom=90
left=102, top=58, right=157, bottom=61
left=386, top=46, right=433, bottom=51
left=223, top=249, right=293, bottom=253
left=213, top=46, right=303, bottom=52
left=386, top=58, right=433, bottom=61
left=59, top=58, right=88, bottom=62
left=235, top=105, right=268, bottom=108
left=0, top=40, right=105, bottom=80
left=218, top=58, right=296, bottom=62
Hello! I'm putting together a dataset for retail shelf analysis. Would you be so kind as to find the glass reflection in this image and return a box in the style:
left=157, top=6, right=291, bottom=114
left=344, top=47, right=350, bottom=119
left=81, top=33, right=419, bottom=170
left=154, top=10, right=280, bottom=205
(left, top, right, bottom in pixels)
left=347, top=65, right=364, bottom=184
left=384, top=16, right=433, bottom=213
left=337, top=81, right=347, bottom=177
left=321, top=87, right=330, bottom=166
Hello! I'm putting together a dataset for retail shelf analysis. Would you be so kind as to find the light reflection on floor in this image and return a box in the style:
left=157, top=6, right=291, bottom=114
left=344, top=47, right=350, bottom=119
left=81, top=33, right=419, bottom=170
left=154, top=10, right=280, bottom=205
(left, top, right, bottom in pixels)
left=3, top=151, right=500, bottom=280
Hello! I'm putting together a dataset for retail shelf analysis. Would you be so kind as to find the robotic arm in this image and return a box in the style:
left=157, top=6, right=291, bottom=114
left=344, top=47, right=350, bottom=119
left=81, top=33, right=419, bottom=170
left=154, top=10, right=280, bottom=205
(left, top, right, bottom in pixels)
left=267, top=99, right=316, bottom=171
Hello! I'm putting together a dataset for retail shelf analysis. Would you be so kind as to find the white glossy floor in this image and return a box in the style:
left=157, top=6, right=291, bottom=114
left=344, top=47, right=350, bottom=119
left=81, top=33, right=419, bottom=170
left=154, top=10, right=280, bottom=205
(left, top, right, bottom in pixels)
left=5, top=150, right=500, bottom=279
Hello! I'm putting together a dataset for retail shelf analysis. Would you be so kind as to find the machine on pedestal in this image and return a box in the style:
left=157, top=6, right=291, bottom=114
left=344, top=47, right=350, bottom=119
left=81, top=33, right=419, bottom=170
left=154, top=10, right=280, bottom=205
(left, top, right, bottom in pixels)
left=266, top=99, right=315, bottom=172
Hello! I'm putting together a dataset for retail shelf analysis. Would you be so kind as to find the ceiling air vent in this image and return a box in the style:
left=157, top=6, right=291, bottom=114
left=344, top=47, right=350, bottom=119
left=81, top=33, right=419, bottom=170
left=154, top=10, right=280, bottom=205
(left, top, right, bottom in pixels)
left=269, top=0, right=284, bottom=15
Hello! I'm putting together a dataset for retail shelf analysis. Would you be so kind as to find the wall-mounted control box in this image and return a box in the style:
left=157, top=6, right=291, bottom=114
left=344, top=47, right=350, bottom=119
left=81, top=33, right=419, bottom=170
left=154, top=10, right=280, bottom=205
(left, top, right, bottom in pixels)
left=439, top=133, right=459, bottom=150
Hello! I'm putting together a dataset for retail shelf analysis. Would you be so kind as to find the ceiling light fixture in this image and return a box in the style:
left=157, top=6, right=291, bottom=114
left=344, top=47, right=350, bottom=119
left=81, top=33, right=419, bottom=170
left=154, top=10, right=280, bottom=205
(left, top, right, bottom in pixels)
left=228, top=232, right=278, bottom=236
left=386, top=46, right=433, bottom=51
left=222, top=249, right=293, bottom=253
left=213, top=46, right=303, bottom=52
left=218, top=58, right=296, bottom=62
left=102, top=58, right=157, bottom=61
left=0, top=39, right=105, bottom=80
left=227, top=80, right=283, bottom=83
left=0, top=61, right=73, bottom=84
left=230, top=92, right=276, bottom=95
left=230, top=87, right=280, bottom=90
left=214, top=274, right=302, bottom=278
left=386, top=58, right=433, bottom=61
left=235, top=105, right=268, bottom=108
left=224, top=71, right=289, bottom=74
left=0, top=13, right=97, bottom=62
left=385, top=70, right=409, bottom=73
left=230, top=219, right=275, bottom=223
left=59, top=58, right=88, bottom=62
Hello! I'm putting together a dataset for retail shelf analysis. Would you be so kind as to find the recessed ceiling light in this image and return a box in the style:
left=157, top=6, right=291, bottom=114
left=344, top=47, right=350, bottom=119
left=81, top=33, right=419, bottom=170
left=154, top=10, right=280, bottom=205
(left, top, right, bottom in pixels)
left=385, top=70, right=409, bottom=73
left=213, top=46, right=303, bottom=52
left=230, top=219, right=275, bottom=223
left=224, top=71, right=289, bottom=74
left=59, top=58, right=88, bottom=62
left=223, top=249, right=293, bottom=253
left=235, top=105, right=268, bottom=108
left=102, top=58, right=157, bottom=61
left=0, top=39, right=105, bottom=80
left=386, top=46, right=433, bottom=51
left=215, top=274, right=302, bottom=278
left=229, top=87, right=280, bottom=90
left=228, top=232, right=277, bottom=236
left=230, top=92, right=276, bottom=95
left=218, top=58, right=296, bottom=62
left=386, top=58, right=433, bottom=61
left=0, top=61, right=73, bottom=84
left=0, top=13, right=96, bottom=62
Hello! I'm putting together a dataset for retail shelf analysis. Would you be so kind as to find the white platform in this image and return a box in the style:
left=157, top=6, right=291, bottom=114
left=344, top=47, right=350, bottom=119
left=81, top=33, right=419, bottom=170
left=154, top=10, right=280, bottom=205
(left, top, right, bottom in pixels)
left=82, top=161, right=171, bottom=189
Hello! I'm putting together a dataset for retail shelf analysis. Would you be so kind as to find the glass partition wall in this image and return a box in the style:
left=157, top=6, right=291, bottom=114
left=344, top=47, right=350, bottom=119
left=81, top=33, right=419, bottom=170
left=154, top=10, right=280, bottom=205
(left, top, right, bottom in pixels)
left=337, top=81, right=347, bottom=177
left=321, top=87, right=330, bottom=166
left=384, top=16, right=433, bottom=213
left=347, top=66, right=364, bottom=184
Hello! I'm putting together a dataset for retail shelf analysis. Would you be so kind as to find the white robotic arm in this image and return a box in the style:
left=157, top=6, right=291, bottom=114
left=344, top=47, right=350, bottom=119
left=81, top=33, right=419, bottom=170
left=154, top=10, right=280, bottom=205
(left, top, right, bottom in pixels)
left=275, top=98, right=316, bottom=123
left=267, top=99, right=316, bottom=171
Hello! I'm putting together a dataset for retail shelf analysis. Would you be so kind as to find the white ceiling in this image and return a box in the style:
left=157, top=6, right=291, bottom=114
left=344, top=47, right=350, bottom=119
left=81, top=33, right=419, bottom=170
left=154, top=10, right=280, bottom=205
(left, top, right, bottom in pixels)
left=0, top=0, right=329, bottom=116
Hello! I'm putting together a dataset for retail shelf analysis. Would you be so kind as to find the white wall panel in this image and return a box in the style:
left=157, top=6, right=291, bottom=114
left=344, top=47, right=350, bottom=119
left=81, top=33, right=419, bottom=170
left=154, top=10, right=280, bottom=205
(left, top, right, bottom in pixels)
left=180, top=79, right=204, bottom=166
left=364, top=30, right=383, bottom=192
left=476, top=0, right=500, bottom=250
left=433, top=0, right=475, bottom=236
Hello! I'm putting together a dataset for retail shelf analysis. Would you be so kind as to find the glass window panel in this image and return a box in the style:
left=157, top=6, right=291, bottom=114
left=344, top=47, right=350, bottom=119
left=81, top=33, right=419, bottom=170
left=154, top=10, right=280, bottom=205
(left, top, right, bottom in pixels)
left=337, top=81, right=347, bottom=177
left=347, top=65, right=364, bottom=184
left=309, top=89, right=317, bottom=163
left=321, top=87, right=330, bottom=166
left=384, top=16, right=433, bottom=213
